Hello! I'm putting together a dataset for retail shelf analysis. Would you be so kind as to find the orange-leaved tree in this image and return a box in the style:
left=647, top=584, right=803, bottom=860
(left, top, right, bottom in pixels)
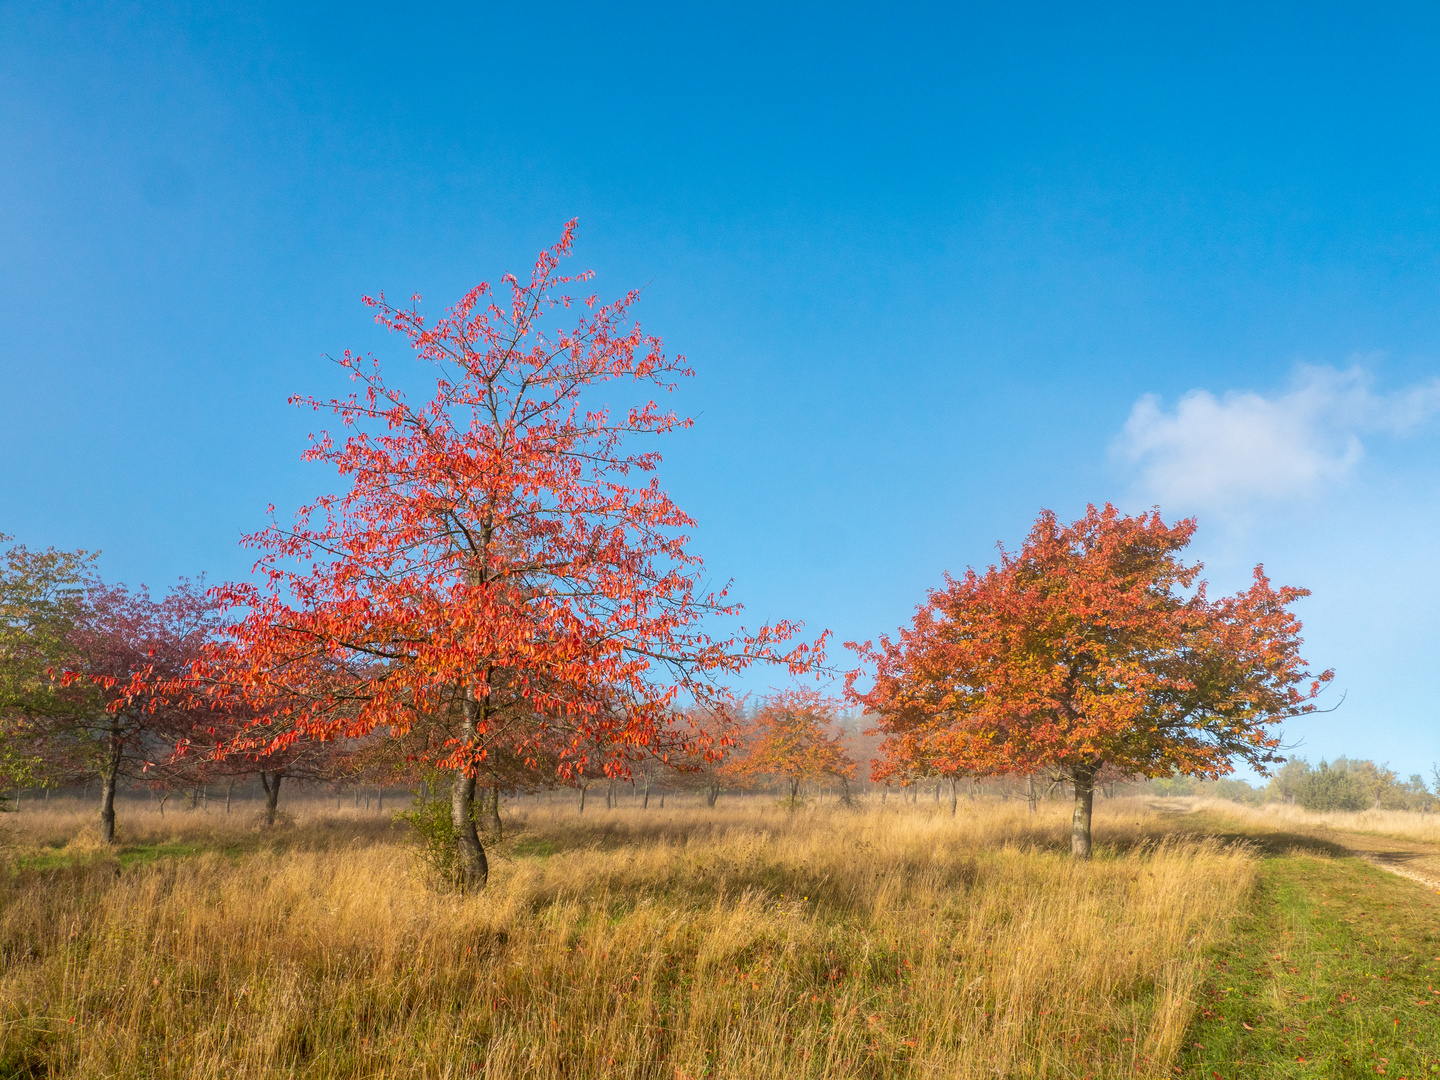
left=199, top=224, right=823, bottom=888
left=733, top=688, right=856, bottom=807
left=847, top=504, right=1331, bottom=857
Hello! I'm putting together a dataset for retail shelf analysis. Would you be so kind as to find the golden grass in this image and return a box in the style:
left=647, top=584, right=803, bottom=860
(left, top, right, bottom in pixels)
left=1184, top=796, right=1440, bottom=844
left=1, top=797, right=1256, bottom=1079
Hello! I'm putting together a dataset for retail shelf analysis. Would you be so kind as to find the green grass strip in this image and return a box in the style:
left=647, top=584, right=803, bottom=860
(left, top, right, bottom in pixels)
left=1179, top=854, right=1440, bottom=1078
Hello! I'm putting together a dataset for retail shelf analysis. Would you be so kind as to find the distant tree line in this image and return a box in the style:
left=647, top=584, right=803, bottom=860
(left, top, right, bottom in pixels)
left=1144, top=757, right=1438, bottom=812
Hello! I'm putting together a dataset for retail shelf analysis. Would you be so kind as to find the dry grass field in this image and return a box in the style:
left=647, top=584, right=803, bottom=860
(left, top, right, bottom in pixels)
left=1187, top=797, right=1440, bottom=845
left=0, top=794, right=1274, bottom=1078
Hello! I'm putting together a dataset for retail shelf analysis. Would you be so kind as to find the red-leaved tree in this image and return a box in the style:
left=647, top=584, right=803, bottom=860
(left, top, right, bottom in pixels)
left=55, top=579, right=222, bottom=842
left=199, top=224, right=823, bottom=887
left=848, top=504, right=1332, bottom=857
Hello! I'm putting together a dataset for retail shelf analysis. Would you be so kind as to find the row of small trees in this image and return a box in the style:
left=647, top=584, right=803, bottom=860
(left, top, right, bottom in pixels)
left=2, top=225, right=1338, bottom=880
left=0, top=546, right=386, bottom=832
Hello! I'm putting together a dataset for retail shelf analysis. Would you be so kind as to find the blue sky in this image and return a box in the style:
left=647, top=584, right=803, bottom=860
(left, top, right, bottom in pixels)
left=4, top=2, right=1439, bottom=777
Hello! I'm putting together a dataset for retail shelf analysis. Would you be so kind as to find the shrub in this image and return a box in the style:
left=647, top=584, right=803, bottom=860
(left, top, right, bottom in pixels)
left=396, top=774, right=474, bottom=888
left=1211, top=778, right=1264, bottom=805
left=1294, top=762, right=1369, bottom=812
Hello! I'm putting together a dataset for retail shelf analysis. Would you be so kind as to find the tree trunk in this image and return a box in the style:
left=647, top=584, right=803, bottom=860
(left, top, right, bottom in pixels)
left=1026, top=775, right=1038, bottom=814
left=99, top=725, right=122, bottom=844
left=377, top=787, right=384, bottom=813
left=452, top=685, right=489, bottom=890
left=606, top=779, right=614, bottom=810
left=881, top=786, right=887, bottom=804
left=578, top=782, right=588, bottom=814
left=788, top=776, right=799, bottom=808
left=1071, top=765, right=1100, bottom=858
left=706, top=782, right=720, bottom=808
left=949, top=778, right=958, bottom=815
left=260, top=771, right=283, bottom=827
left=642, top=777, right=650, bottom=809
left=659, top=790, right=664, bottom=808
left=487, top=784, right=502, bottom=839
left=226, top=779, right=235, bottom=814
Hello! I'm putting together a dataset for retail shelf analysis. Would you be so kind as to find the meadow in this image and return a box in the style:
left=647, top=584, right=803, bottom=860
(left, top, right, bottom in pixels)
left=1, top=793, right=1436, bottom=1079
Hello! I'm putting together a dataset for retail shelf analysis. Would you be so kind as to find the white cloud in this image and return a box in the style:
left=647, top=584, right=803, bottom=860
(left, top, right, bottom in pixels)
left=1114, top=364, right=1440, bottom=512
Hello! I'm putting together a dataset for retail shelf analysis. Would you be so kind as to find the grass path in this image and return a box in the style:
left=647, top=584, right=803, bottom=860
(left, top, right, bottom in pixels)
left=1176, top=814, right=1440, bottom=1079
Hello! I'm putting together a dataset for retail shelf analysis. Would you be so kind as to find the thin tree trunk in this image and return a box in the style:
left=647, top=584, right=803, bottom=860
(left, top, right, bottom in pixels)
left=99, top=724, right=122, bottom=844
left=452, top=683, right=488, bottom=890
left=260, top=771, right=283, bottom=827
left=949, top=778, right=958, bottom=815
left=377, top=787, right=384, bottom=813
left=1071, top=764, right=1100, bottom=858
left=642, top=777, right=650, bottom=809
left=226, top=779, right=235, bottom=814
left=881, top=785, right=887, bottom=804
left=788, top=776, right=799, bottom=808
left=659, top=790, right=664, bottom=808
left=487, top=784, right=502, bottom=839
left=578, top=782, right=588, bottom=814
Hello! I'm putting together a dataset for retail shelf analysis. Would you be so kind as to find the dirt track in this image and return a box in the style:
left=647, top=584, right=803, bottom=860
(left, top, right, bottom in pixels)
left=1321, top=828, right=1440, bottom=893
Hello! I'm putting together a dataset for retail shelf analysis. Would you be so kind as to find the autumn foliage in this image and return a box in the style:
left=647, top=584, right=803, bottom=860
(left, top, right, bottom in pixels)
left=197, top=224, right=822, bottom=886
left=45, top=580, right=223, bottom=842
left=848, top=504, right=1332, bottom=855
left=730, top=689, right=856, bottom=806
